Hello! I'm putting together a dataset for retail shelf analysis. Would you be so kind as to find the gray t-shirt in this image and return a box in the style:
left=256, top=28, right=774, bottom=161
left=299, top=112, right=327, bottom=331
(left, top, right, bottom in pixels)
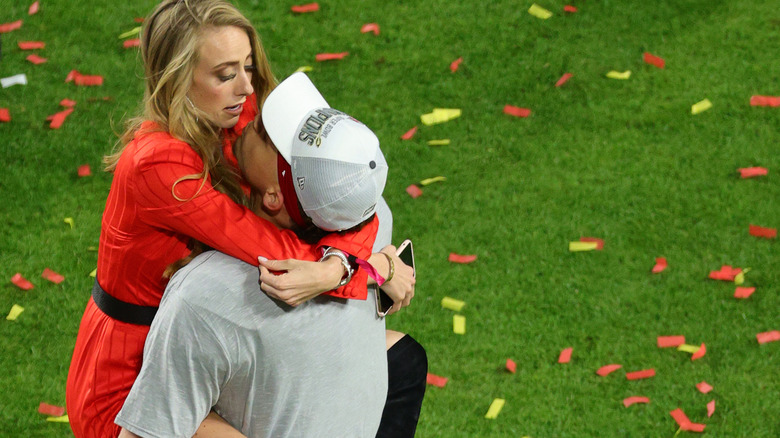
left=116, top=200, right=393, bottom=437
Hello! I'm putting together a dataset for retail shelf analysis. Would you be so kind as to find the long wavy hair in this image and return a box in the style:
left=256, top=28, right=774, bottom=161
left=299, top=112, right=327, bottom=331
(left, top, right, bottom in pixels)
left=105, top=0, right=276, bottom=205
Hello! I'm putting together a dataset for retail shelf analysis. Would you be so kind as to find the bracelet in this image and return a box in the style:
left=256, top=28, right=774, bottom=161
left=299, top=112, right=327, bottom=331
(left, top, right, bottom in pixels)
left=320, top=248, right=354, bottom=289
left=381, top=252, right=395, bottom=283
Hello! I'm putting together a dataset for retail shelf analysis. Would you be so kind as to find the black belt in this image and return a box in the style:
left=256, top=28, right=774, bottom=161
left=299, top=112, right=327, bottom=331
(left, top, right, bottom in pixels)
left=92, top=279, right=158, bottom=326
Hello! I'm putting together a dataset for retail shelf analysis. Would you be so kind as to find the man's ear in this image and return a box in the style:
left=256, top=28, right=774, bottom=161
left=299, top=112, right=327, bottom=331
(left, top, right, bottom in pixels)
left=262, top=186, right=285, bottom=213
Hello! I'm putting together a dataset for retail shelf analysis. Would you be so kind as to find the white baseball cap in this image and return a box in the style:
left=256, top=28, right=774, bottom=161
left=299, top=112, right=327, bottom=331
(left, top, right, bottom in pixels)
left=262, top=72, right=388, bottom=231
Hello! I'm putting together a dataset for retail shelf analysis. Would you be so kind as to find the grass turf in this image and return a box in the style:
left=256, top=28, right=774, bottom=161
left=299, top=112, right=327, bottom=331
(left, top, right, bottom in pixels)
left=1, top=0, right=778, bottom=436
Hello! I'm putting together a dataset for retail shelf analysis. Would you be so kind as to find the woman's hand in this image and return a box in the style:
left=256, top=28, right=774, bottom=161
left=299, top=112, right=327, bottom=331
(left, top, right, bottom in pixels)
left=257, top=256, right=344, bottom=307
left=376, top=245, right=415, bottom=315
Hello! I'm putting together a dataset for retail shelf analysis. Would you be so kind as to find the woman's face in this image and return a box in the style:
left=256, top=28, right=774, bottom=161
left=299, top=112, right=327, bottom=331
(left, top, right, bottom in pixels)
left=190, top=25, right=254, bottom=129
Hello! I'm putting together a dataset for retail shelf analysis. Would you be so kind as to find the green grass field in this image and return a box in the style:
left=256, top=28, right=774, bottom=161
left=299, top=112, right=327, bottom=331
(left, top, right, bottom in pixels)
left=1, top=0, right=778, bottom=436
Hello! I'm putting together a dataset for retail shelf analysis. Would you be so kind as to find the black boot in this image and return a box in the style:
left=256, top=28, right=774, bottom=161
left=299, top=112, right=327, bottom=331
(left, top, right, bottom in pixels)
left=376, top=335, right=428, bottom=438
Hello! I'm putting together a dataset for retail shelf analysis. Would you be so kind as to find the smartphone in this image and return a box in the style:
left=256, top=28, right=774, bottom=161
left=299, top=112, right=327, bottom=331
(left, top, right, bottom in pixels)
left=376, top=239, right=415, bottom=317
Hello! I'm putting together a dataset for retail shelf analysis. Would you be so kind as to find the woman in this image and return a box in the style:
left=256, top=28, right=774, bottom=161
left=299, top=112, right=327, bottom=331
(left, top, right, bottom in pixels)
left=65, top=1, right=413, bottom=437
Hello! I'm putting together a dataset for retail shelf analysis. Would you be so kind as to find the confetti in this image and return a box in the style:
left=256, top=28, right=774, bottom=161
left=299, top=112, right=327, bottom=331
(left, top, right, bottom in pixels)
left=579, top=237, right=604, bottom=250
left=623, top=396, right=649, bottom=407
left=41, top=268, right=65, bottom=284
left=0, top=108, right=10, bottom=122
left=406, top=184, right=422, bottom=198
left=123, top=39, right=141, bottom=49
left=691, top=343, right=706, bottom=361
left=568, top=241, right=598, bottom=252
left=426, top=373, right=448, bottom=388
left=1, top=73, right=28, bottom=88
left=294, top=66, right=313, bottom=73
left=26, top=54, right=47, bottom=64
left=60, top=99, right=77, bottom=107
left=64, top=217, right=75, bottom=228
left=651, top=257, right=667, bottom=274
left=38, top=403, right=65, bottom=417
left=420, top=176, right=446, bottom=186
left=749, top=224, right=776, bottom=239
left=118, top=27, right=141, bottom=39
left=676, top=344, right=698, bottom=353
left=449, top=253, right=477, bottom=264
left=596, top=364, right=622, bottom=376
left=503, top=105, right=531, bottom=118
left=528, top=4, right=553, bottom=19
left=506, top=358, right=516, bottom=373
left=696, top=381, right=713, bottom=394
left=606, top=70, right=631, bottom=80
left=291, top=3, right=319, bottom=13
left=669, top=408, right=706, bottom=432
left=29, top=1, right=40, bottom=15
left=441, top=297, right=465, bottom=312
left=708, top=265, right=741, bottom=282
left=78, top=164, right=91, bottom=177
left=315, top=52, right=348, bottom=62
left=360, top=23, right=380, bottom=35
left=484, top=398, right=506, bottom=419
left=756, top=330, right=780, bottom=344
left=453, top=314, right=466, bottom=335
left=657, top=335, right=685, bottom=348
left=558, top=347, right=573, bottom=364
left=400, top=126, right=417, bottom=140
left=18, top=41, right=45, bottom=50
left=738, top=167, right=768, bottom=178
left=0, top=20, right=23, bottom=33
left=734, top=286, right=755, bottom=299
left=707, top=400, right=715, bottom=418
left=643, top=52, right=665, bottom=69
left=11, top=273, right=34, bottom=290
left=7, top=304, right=25, bottom=321
left=625, top=369, right=655, bottom=380
left=450, top=57, right=463, bottom=73
left=691, top=99, right=712, bottom=115
left=48, top=108, right=74, bottom=129
left=89, top=268, right=97, bottom=278
left=420, top=108, right=462, bottom=125
left=564, top=5, right=577, bottom=13
left=427, top=139, right=451, bottom=146
left=46, top=415, right=69, bottom=423
left=65, top=70, right=104, bottom=86
left=750, top=95, right=780, bottom=107
left=555, top=72, right=572, bottom=87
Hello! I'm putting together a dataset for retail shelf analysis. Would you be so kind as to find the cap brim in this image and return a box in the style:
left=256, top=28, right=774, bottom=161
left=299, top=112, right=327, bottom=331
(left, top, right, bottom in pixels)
left=261, top=72, right=329, bottom=163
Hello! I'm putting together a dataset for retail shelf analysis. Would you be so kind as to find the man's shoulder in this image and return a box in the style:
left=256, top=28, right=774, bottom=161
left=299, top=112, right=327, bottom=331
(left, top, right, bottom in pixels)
left=162, top=251, right=254, bottom=310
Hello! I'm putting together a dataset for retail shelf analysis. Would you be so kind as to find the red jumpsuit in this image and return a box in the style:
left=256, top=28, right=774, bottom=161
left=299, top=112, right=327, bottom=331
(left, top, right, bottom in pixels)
left=66, top=98, right=377, bottom=438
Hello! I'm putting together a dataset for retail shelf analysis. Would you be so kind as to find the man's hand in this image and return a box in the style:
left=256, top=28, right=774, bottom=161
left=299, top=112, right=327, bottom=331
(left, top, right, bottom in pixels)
left=257, top=256, right=344, bottom=307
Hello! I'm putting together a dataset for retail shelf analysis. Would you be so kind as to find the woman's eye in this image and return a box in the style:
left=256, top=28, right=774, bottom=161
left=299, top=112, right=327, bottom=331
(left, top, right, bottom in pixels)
left=219, top=74, right=237, bottom=82
left=245, top=65, right=256, bottom=72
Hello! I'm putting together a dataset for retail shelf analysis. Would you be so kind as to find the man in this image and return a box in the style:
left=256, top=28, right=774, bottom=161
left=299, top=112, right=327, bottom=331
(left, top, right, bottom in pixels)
left=115, top=73, right=426, bottom=437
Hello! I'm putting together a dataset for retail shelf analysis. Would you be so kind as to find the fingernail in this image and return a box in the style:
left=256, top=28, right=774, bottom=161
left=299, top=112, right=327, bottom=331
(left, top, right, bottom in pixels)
left=258, top=256, right=268, bottom=262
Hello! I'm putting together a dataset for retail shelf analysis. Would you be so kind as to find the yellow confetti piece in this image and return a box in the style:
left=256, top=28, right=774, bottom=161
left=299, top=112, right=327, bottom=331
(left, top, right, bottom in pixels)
left=427, top=139, right=451, bottom=146
left=87, top=246, right=98, bottom=252
left=118, top=27, right=141, bottom=39
left=46, top=414, right=69, bottom=423
left=7, top=304, right=24, bottom=321
left=606, top=70, right=631, bottom=80
left=569, top=241, right=598, bottom=252
left=453, top=314, right=466, bottom=335
left=691, top=99, right=712, bottom=115
left=420, top=108, right=461, bottom=126
left=420, top=176, right=447, bottom=186
left=64, top=217, right=74, bottom=229
left=734, top=268, right=750, bottom=285
left=677, top=344, right=700, bottom=353
left=294, top=65, right=313, bottom=73
left=485, top=398, right=506, bottom=419
left=528, top=4, right=552, bottom=19
left=441, top=296, right=465, bottom=312
left=89, top=268, right=97, bottom=278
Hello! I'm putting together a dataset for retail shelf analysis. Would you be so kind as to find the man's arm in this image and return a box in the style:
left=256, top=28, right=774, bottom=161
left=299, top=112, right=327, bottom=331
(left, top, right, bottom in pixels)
left=119, top=412, right=246, bottom=438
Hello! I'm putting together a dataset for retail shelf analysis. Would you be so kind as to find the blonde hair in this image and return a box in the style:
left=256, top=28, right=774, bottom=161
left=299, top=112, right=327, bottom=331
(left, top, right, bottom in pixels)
left=105, top=0, right=276, bottom=204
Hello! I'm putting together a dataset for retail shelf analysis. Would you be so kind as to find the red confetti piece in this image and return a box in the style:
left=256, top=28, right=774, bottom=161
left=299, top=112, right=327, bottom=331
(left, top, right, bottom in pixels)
left=691, top=343, right=706, bottom=361
left=134, top=17, right=145, bottom=23
left=657, top=335, right=685, bottom=348
left=448, top=253, right=477, bottom=264
left=750, top=95, right=780, bottom=107
left=291, top=3, right=319, bottom=13
left=596, top=364, right=622, bottom=376
left=11, top=273, right=34, bottom=290
left=60, top=99, right=76, bottom=108
left=78, top=164, right=91, bottom=177
left=643, top=52, right=665, bottom=69
left=406, top=184, right=422, bottom=198
left=18, top=41, right=45, bottom=50
left=563, top=5, right=578, bottom=13
left=48, top=108, right=74, bottom=129
left=555, top=72, right=573, bottom=87
left=709, top=265, right=741, bottom=281
left=749, top=224, right=776, bottom=239
left=670, top=408, right=706, bottom=432
left=0, top=20, right=23, bottom=33
left=503, top=105, right=531, bottom=118
left=738, top=167, right=768, bottom=178
left=123, top=38, right=141, bottom=49
left=65, top=70, right=104, bottom=86
left=626, top=369, right=655, bottom=380
left=41, top=268, right=65, bottom=284
left=315, top=52, right=349, bottom=62
left=360, top=23, right=380, bottom=35
left=0, top=108, right=10, bottom=122
left=506, top=358, right=516, bottom=373
left=426, top=373, right=448, bottom=388
left=38, top=402, right=65, bottom=417
left=756, top=330, right=780, bottom=344
left=696, top=381, right=713, bottom=394
left=29, top=1, right=40, bottom=15
left=401, top=126, right=418, bottom=140
left=26, top=54, right=47, bottom=64
left=450, top=57, right=463, bottom=73
left=622, top=396, right=649, bottom=407
left=558, top=347, right=572, bottom=364
left=734, top=286, right=755, bottom=299
left=579, top=237, right=604, bottom=250
left=651, top=257, right=667, bottom=274
left=707, top=400, right=715, bottom=418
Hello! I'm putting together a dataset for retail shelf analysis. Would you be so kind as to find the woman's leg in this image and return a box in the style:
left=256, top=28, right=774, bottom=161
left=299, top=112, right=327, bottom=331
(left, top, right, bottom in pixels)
left=377, top=330, right=428, bottom=438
